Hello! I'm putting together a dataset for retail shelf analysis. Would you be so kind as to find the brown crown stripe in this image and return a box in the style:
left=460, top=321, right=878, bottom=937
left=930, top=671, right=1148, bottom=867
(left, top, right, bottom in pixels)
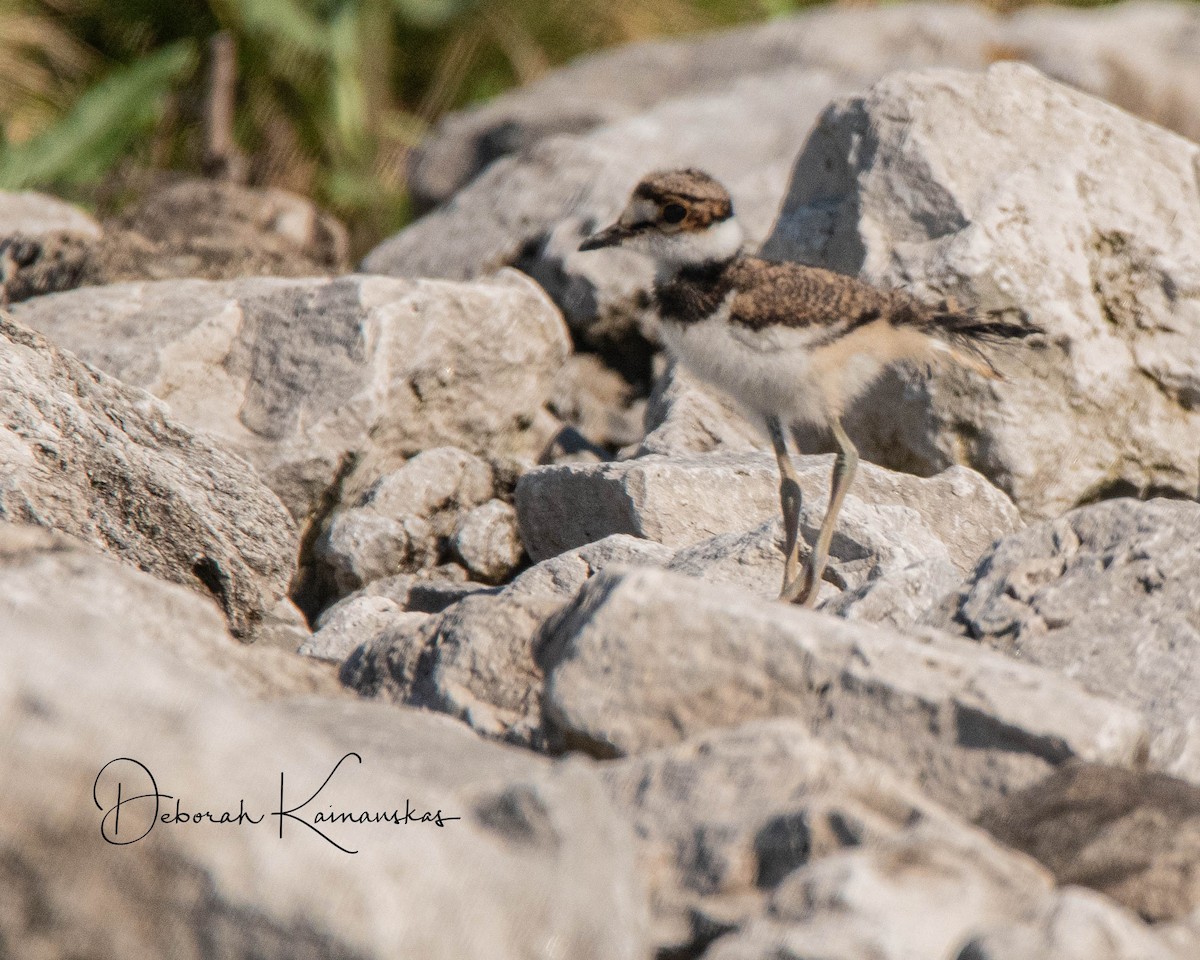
left=634, top=168, right=733, bottom=226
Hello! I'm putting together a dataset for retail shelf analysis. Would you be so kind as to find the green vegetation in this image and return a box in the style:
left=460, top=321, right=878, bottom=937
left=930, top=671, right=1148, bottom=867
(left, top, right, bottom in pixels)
left=0, top=0, right=783, bottom=245
left=0, top=0, right=1121, bottom=248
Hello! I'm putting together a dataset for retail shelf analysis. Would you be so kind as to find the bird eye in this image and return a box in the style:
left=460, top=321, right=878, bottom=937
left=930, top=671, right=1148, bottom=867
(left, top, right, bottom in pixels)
left=662, top=203, right=686, bottom=224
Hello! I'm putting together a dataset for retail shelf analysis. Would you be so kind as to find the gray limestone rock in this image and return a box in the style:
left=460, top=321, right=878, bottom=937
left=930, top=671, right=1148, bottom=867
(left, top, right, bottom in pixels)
left=704, top=821, right=1051, bottom=960
left=0, top=314, right=297, bottom=640
left=935, top=498, right=1200, bottom=783
left=0, top=191, right=100, bottom=305
left=342, top=535, right=673, bottom=746
left=11, top=271, right=569, bottom=525
left=1006, top=0, right=1200, bottom=145
left=451, top=499, right=525, bottom=584
left=0, top=522, right=336, bottom=698
left=0, top=527, right=648, bottom=960
left=517, top=452, right=1020, bottom=624
left=541, top=567, right=1147, bottom=815
left=959, top=887, right=1198, bottom=960
left=763, top=62, right=1200, bottom=519
left=406, top=3, right=1002, bottom=209
left=313, top=447, right=497, bottom=599
left=978, top=762, right=1200, bottom=925
left=600, top=718, right=1033, bottom=955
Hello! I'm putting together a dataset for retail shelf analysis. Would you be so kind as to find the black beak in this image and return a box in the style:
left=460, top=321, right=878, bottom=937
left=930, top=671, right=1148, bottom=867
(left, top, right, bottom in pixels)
left=579, top=222, right=633, bottom=251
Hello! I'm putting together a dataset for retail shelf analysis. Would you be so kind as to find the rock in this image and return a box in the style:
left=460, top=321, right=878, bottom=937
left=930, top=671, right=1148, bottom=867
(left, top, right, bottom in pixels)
left=540, top=567, right=1147, bottom=814
left=406, top=3, right=1002, bottom=210
left=314, top=447, right=497, bottom=599
left=549, top=353, right=645, bottom=454
left=977, top=763, right=1200, bottom=924
left=959, top=887, right=1198, bottom=960
left=300, top=593, right=429, bottom=663
left=822, top=556, right=964, bottom=631
left=704, top=820, right=1051, bottom=960
left=342, top=535, right=673, bottom=746
left=12, top=271, right=570, bottom=525
left=451, top=499, right=525, bottom=584
left=0, top=529, right=648, bottom=960
left=0, top=522, right=336, bottom=699
left=935, top=498, right=1200, bottom=782
left=1005, top=1, right=1200, bottom=145
left=0, top=191, right=100, bottom=305
left=637, top=360, right=763, bottom=457
left=92, top=179, right=350, bottom=281
left=600, top=717, right=1027, bottom=955
left=762, top=62, right=1200, bottom=518
left=0, top=314, right=297, bottom=640
left=516, top=453, right=1020, bottom=588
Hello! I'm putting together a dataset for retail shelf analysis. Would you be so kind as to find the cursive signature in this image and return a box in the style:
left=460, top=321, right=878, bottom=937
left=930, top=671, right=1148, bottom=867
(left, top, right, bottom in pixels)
left=93, top=753, right=460, bottom=854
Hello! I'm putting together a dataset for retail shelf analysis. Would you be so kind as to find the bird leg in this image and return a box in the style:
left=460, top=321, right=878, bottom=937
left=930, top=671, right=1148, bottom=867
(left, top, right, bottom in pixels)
left=783, top=418, right=859, bottom=607
left=767, top=416, right=803, bottom=597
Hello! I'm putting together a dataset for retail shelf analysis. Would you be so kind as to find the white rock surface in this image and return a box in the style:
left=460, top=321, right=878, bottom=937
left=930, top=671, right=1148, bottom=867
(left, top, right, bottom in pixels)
left=405, top=3, right=1002, bottom=209
left=763, top=61, right=1200, bottom=518
left=0, top=190, right=101, bottom=239
left=517, top=452, right=1020, bottom=609
left=960, top=887, right=1197, bottom=960
left=0, top=314, right=297, bottom=640
left=314, top=447, right=495, bottom=597
left=342, top=535, right=674, bottom=745
left=937, top=498, right=1200, bottom=782
left=601, top=718, right=1035, bottom=955
left=705, top=822, right=1050, bottom=960
left=451, top=499, right=525, bottom=584
left=541, top=567, right=1147, bottom=814
left=0, top=523, right=649, bottom=960
left=11, top=271, right=569, bottom=523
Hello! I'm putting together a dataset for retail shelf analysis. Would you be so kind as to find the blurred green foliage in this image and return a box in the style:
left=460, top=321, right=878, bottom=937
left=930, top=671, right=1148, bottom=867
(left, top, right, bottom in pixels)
left=0, top=0, right=793, bottom=245
left=0, top=0, right=1115, bottom=248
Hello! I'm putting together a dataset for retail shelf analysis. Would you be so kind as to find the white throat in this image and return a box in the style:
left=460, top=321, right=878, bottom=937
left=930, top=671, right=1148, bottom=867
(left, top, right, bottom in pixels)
left=653, top=217, right=744, bottom=268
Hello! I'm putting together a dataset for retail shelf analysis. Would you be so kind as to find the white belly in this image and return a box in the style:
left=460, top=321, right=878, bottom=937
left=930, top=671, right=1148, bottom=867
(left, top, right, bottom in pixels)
left=658, top=311, right=831, bottom=429
left=659, top=310, right=917, bottom=430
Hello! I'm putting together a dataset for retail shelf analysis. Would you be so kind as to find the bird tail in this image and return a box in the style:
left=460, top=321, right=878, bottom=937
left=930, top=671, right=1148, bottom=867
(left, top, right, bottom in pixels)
left=899, top=302, right=1043, bottom=380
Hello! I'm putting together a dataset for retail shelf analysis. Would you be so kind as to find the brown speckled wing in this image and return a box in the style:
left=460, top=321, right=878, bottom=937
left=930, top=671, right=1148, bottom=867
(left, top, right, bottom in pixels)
left=726, top=258, right=897, bottom=334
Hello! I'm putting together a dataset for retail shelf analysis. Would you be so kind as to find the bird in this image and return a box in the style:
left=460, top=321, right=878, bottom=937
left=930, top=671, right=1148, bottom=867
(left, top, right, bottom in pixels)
left=579, top=167, right=1040, bottom=607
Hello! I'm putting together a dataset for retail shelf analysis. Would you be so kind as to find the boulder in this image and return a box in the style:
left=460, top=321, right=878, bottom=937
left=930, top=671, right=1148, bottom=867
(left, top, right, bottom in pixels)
left=450, top=499, right=525, bottom=584
left=935, top=498, right=1200, bottom=782
left=0, top=524, right=648, bottom=960
left=600, top=718, right=1037, bottom=955
left=313, top=447, right=497, bottom=599
left=703, top=821, right=1050, bottom=960
left=516, top=452, right=1020, bottom=610
left=406, top=3, right=1003, bottom=209
left=12, top=271, right=570, bottom=525
left=762, top=62, right=1200, bottom=518
left=342, top=536, right=673, bottom=746
left=0, top=523, right=334, bottom=698
left=91, top=179, right=350, bottom=282
left=959, top=888, right=1198, bottom=960
left=0, top=190, right=100, bottom=305
left=0, top=314, right=297, bottom=640
left=1005, top=0, right=1200, bottom=144
left=978, top=763, right=1200, bottom=924
left=540, top=567, right=1147, bottom=815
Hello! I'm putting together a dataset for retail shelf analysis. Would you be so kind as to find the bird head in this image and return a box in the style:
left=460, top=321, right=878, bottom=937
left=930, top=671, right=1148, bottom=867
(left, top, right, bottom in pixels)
left=579, top=168, right=743, bottom=267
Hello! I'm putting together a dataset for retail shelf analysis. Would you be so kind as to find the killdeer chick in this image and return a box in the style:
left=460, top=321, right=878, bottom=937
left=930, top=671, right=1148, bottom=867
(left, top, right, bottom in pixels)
left=580, top=168, right=1039, bottom=606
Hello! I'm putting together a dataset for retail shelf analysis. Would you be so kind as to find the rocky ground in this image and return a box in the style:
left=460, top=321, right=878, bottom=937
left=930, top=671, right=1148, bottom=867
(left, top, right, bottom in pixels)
left=3, top=2, right=1200, bottom=958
